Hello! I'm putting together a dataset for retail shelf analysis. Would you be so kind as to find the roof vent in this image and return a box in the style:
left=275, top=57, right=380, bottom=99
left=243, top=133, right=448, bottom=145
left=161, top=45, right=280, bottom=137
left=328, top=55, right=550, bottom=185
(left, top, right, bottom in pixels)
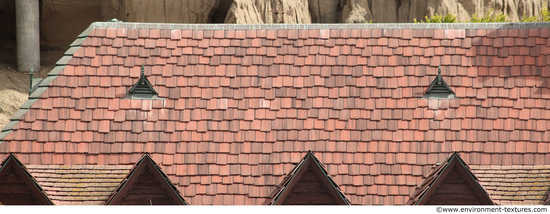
left=127, top=65, right=158, bottom=99
left=422, top=66, right=455, bottom=99
left=28, top=68, right=44, bottom=97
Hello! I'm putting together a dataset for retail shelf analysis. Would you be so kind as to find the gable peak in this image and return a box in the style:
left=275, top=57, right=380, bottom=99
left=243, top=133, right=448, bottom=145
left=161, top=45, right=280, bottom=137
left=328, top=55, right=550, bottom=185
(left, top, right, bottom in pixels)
left=126, top=65, right=159, bottom=99
left=423, top=65, right=456, bottom=99
left=267, top=151, right=350, bottom=205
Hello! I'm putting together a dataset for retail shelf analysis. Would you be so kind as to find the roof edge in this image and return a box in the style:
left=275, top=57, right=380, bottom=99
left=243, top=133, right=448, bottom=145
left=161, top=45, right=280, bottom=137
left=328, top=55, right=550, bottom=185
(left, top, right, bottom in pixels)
left=0, top=154, right=54, bottom=205
left=409, top=152, right=494, bottom=205
left=269, top=151, right=350, bottom=205
left=89, top=21, right=550, bottom=30
left=0, top=23, right=89, bottom=142
left=105, top=154, right=188, bottom=205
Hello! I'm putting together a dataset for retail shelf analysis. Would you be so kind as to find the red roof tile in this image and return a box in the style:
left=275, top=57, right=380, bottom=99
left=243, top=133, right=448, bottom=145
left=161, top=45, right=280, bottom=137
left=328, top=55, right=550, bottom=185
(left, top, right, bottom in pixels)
left=3, top=23, right=550, bottom=205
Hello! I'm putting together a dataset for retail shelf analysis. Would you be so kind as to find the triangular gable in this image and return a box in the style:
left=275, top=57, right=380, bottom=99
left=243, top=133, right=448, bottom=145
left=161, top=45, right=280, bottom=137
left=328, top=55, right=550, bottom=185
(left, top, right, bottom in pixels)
left=422, top=65, right=456, bottom=99
left=0, top=154, right=53, bottom=205
left=266, top=151, right=350, bottom=205
left=407, top=152, right=494, bottom=205
left=127, top=65, right=158, bottom=99
left=105, top=154, right=188, bottom=205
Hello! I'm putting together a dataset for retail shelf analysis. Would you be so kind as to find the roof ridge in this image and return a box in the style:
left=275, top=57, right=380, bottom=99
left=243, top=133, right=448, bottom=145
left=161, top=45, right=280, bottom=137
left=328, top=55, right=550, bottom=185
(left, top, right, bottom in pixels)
left=89, top=21, right=550, bottom=30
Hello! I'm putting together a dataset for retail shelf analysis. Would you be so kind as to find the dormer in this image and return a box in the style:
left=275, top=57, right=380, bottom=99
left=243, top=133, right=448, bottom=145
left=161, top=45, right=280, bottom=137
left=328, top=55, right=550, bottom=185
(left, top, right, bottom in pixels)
left=422, top=66, right=456, bottom=99
left=126, top=65, right=158, bottom=99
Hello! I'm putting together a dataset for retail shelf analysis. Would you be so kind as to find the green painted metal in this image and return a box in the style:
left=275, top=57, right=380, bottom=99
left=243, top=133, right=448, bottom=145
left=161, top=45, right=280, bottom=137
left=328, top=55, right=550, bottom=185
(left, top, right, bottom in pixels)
left=128, top=65, right=158, bottom=99
left=422, top=65, right=456, bottom=99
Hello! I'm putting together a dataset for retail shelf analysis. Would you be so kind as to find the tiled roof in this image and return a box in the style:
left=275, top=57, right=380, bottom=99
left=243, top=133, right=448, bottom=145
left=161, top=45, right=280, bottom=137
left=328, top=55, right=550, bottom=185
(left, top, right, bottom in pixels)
left=407, top=152, right=493, bottom=205
left=1, top=22, right=550, bottom=205
left=471, top=165, right=550, bottom=205
left=26, top=164, right=132, bottom=205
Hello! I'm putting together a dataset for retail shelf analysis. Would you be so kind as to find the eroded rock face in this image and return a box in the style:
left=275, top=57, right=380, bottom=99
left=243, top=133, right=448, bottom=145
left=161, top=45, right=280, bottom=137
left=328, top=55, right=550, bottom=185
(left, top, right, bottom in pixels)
left=224, top=0, right=265, bottom=24
left=42, top=0, right=221, bottom=64
left=401, top=0, right=430, bottom=23
left=0, top=0, right=549, bottom=66
left=225, top=0, right=312, bottom=23
left=424, top=0, right=548, bottom=22
left=225, top=0, right=548, bottom=24
left=284, top=0, right=312, bottom=23
left=41, top=0, right=102, bottom=51
left=101, top=0, right=221, bottom=23
left=342, top=0, right=373, bottom=23
left=371, top=0, right=399, bottom=23
left=310, top=0, right=343, bottom=23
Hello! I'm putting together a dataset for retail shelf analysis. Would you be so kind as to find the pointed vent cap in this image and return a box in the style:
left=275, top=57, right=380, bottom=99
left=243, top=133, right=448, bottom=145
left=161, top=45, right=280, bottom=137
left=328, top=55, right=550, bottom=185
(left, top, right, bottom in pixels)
left=422, top=66, right=455, bottom=99
left=127, top=65, right=158, bottom=99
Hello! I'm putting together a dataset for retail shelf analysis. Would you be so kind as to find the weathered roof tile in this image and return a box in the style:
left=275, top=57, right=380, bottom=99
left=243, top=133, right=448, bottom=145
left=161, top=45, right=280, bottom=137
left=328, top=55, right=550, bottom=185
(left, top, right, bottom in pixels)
left=3, top=22, right=550, bottom=205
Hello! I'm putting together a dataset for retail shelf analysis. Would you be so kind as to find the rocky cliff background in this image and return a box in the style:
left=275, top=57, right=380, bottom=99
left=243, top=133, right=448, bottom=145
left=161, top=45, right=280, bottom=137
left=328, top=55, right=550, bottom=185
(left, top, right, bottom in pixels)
left=0, top=0, right=548, bottom=66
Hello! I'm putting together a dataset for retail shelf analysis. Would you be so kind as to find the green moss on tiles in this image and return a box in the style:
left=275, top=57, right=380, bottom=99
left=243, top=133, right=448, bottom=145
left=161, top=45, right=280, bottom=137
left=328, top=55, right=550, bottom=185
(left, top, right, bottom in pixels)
left=513, top=196, right=525, bottom=200
left=76, top=183, right=88, bottom=188
left=80, top=178, right=92, bottom=183
left=61, top=174, right=73, bottom=178
left=68, top=192, right=80, bottom=196
left=65, top=183, right=77, bottom=188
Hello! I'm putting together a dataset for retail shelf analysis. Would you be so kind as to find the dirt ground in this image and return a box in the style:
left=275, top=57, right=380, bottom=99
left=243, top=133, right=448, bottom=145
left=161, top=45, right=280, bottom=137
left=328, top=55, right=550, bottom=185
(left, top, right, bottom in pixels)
left=0, top=62, right=54, bottom=130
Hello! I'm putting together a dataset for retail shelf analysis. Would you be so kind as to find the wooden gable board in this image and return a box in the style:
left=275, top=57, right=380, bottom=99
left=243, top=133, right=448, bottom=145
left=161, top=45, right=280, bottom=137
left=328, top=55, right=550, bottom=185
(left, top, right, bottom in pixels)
left=268, top=151, right=349, bottom=205
left=544, top=191, right=550, bottom=205
left=0, top=154, right=53, bottom=205
left=408, top=153, right=494, bottom=205
left=105, top=154, right=188, bottom=205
